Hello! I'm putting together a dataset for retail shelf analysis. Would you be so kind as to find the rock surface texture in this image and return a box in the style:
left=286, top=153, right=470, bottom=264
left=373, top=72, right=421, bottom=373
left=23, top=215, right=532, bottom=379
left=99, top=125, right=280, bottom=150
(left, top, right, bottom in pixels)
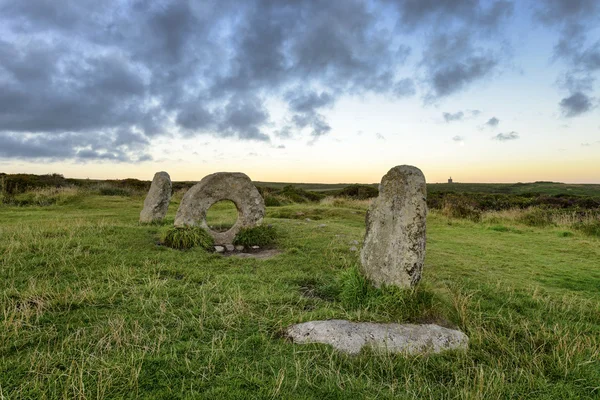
left=286, top=320, right=468, bottom=355
left=361, top=165, right=427, bottom=288
left=174, top=172, right=265, bottom=244
left=139, top=171, right=172, bottom=223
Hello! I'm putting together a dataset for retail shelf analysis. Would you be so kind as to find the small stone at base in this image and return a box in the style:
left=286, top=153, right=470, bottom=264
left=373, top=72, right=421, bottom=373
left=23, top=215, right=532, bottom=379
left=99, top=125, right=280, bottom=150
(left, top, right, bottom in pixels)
left=225, top=244, right=235, bottom=251
left=214, top=246, right=225, bottom=253
left=235, top=245, right=244, bottom=251
left=251, top=245, right=260, bottom=249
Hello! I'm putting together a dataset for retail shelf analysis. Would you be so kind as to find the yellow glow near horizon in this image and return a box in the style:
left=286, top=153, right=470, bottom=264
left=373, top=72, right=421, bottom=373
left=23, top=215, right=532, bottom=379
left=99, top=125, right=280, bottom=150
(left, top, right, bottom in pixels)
left=2, top=152, right=599, bottom=184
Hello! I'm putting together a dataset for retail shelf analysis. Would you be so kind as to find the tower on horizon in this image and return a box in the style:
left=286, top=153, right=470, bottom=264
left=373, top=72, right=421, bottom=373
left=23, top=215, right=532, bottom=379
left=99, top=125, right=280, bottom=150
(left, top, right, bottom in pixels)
left=448, top=177, right=453, bottom=184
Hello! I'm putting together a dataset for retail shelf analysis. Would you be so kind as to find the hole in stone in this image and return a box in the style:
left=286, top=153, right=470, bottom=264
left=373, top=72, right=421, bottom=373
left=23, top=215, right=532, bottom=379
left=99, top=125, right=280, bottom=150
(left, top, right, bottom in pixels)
left=205, top=200, right=239, bottom=233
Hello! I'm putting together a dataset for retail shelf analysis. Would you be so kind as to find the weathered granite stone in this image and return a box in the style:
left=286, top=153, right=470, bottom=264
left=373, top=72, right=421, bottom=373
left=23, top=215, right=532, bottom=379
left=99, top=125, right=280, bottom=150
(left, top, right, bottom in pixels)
left=225, top=244, right=235, bottom=252
left=214, top=246, right=225, bottom=253
left=140, top=171, right=172, bottom=223
left=174, top=172, right=265, bottom=244
left=235, top=245, right=244, bottom=251
left=360, top=165, right=427, bottom=288
left=286, top=320, right=467, bottom=355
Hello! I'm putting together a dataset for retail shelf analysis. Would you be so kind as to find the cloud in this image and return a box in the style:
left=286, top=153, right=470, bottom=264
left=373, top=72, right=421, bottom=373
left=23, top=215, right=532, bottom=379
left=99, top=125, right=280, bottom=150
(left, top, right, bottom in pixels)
left=559, top=92, right=594, bottom=117
left=397, top=0, right=514, bottom=100
left=0, top=0, right=420, bottom=160
left=0, top=130, right=152, bottom=162
left=534, top=0, right=600, bottom=117
left=375, top=133, right=386, bottom=140
left=443, top=111, right=464, bottom=122
left=493, top=131, right=519, bottom=141
left=392, top=78, right=417, bottom=97
left=581, top=141, right=600, bottom=147
left=452, top=135, right=465, bottom=142
left=485, top=117, right=500, bottom=127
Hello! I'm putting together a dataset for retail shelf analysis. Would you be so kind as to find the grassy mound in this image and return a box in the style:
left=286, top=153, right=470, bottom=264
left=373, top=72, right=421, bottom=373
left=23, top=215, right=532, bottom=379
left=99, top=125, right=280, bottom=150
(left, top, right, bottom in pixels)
left=233, top=225, right=277, bottom=247
left=160, top=226, right=214, bottom=250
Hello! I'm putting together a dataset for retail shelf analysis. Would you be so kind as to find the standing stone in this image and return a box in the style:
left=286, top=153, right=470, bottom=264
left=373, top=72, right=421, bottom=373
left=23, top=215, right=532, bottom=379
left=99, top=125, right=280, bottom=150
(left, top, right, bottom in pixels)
left=360, top=165, right=427, bottom=288
left=174, top=172, right=265, bottom=245
left=140, top=171, right=172, bottom=223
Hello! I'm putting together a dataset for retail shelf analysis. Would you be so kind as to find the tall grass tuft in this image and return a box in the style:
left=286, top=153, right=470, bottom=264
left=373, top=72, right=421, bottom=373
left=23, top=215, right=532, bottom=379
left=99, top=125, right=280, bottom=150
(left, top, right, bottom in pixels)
left=160, top=226, right=214, bottom=250
left=338, top=266, right=442, bottom=323
left=1, top=186, right=84, bottom=206
left=233, top=225, right=277, bottom=247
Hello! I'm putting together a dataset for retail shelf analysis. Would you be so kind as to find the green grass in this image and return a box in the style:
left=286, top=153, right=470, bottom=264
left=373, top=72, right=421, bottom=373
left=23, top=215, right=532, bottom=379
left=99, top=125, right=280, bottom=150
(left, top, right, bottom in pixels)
left=160, top=226, right=215, bottom=250
left=205, top=200, right=238, bottom=232
left=233, top=225, right=278, bottom=248
left=0, top=193, right=599, bottom=398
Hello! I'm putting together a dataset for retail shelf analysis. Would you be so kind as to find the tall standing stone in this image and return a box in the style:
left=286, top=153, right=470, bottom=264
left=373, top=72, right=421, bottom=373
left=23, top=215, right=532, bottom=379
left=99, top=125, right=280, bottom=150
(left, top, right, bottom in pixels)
left=140, top=171, right=172, bottom=223
left=360, top=165, right=427, bottom=288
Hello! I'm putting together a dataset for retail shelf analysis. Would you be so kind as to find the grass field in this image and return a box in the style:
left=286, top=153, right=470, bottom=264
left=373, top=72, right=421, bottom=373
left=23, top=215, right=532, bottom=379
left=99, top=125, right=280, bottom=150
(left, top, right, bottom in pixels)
left=1, top=192, right=599, bottom=399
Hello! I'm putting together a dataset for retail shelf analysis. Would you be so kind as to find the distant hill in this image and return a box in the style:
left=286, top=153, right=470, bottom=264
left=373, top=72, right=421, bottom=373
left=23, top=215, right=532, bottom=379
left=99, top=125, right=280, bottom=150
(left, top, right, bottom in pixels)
left=2, top=173, right=600, bottom=197
left=255, top=181, right=600, bottom=197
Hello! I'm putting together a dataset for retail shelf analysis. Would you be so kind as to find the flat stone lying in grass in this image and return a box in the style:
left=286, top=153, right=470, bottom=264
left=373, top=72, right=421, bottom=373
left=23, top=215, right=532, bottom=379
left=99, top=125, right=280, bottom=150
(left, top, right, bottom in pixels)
left=286, top=320, right=467, bottom=355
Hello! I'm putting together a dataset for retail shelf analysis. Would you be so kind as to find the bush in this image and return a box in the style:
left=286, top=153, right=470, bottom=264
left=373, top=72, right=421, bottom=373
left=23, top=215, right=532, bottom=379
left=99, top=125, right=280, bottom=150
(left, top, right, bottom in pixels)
left=2, top=187, right=82, bottom=206
left=160, top=226, right=214, bottom=250
left=441, top=195, right=482, bottom=222
left=517, top=209, right=554, bottom=227
left=98, top=185, right=134, bottom=196
left=264, top=195, right=284, bottom=207
left=0, top=173, right=68, bottom=194
left=335, top=184, right=378, bottom=200
left=573, top=220, right=600, bottom=237
left=233, top=225, right=277, bottom=247
left=279, top=185, right=325, bottom=203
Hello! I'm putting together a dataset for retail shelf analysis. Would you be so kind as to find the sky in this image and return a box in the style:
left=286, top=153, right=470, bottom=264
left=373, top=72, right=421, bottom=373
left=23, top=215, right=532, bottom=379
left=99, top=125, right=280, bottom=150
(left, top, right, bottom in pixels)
left=0, top=0, right=599, bottom=184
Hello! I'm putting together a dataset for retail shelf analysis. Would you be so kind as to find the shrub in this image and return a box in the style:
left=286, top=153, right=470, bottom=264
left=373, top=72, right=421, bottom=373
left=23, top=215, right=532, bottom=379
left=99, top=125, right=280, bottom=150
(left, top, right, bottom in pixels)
left=264, top=195, right=284, bottom=207
left=517, top=209, right=554, bottom=227
left=441, top=195, right=482, bottom=222
left=3, top=187, right=82, bottom=206
left=98, top=185, right=134, bottom=196
left=279, top=185, right=325, bottom=203
left=233, top=225, right=277, bottom=247
left=160, top=226, right=214, bottom=250
left=573, top=220, right=600, bottom=237
left=335, top=184, right=378, bottom=200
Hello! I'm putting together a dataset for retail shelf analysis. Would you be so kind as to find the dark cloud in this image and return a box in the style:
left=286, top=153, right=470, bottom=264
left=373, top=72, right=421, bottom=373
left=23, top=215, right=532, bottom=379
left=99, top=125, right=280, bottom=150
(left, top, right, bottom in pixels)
left=284, top=90, right=335, bottom=138
left=0, top=0, right=526, bottom=162
left=390, top=0, right=513, bottom=33
left=1, top=0, right=428, bottom=160
left=387, top=1, right=513, bottom=99
left=422, top=31, right=499, bottom=98
left=443, top=111, right=464, bottom=122
left=393, top=78, right=417, bottom=97
left=0, top=130, right=152, bottom=162
left=485, top=117, right=500, bottom=127
left=559, top=92, right=594, bottom=117
left=493, top=131, right=519, bottom=141
left=535, top=0, right=600, bottom=117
